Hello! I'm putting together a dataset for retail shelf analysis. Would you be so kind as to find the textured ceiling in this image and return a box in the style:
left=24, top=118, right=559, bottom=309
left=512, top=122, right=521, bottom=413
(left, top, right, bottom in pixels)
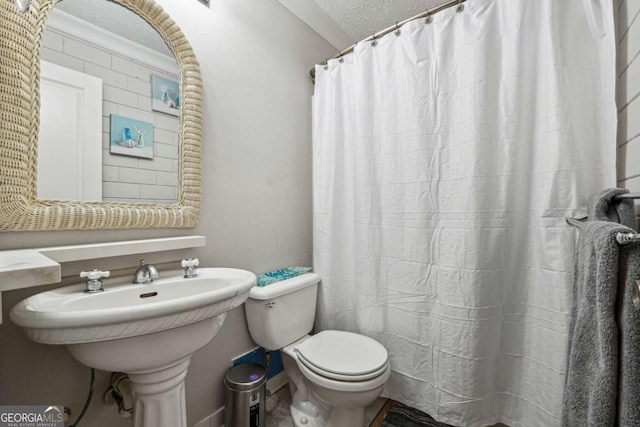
left=53, top=0, right=454, bottom=57
left=312, top=0, right=453, bottom=42
left=55, top=0, right=173, bottom=57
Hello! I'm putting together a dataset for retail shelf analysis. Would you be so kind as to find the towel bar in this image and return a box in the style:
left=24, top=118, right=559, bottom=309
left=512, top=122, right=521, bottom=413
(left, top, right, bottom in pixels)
left=615, top=232, right=640, bottom=244
left=612, top=192, right=640, bottom=201
left=565, top=217, right=640, bottom=245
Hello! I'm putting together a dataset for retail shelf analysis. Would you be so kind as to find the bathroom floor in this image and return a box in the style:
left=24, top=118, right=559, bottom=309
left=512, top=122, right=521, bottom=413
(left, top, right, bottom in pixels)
left=265, top=386, right=510, bottom=427
left=265, top=384, right=387, bottom=426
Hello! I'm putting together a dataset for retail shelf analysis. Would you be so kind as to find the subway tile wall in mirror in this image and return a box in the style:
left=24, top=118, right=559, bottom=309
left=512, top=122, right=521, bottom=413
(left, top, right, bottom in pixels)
left=39, top=0, right=180, bottom=204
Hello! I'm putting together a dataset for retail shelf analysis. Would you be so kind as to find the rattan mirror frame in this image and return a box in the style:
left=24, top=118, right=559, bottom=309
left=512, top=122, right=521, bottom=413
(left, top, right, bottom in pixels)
left=0, top=0, right=202, bottom=231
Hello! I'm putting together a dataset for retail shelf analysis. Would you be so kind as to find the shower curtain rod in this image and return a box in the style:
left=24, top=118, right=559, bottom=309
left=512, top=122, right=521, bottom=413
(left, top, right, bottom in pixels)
left=309, top=0, right=467, bottom=80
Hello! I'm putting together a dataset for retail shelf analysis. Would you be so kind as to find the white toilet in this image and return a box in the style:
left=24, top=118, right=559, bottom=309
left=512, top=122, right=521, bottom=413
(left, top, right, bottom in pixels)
left=244, top=273, right=391, bottom=427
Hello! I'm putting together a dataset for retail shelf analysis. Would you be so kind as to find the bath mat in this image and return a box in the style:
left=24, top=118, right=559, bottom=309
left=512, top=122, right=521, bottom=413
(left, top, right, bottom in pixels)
left=381, top=403, right=456, bottom=427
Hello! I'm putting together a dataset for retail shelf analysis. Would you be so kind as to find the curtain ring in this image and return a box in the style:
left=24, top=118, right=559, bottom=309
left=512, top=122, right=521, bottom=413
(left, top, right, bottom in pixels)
left=323, top=62, right=328, bottom=70
left=425, top=12, right=433, bottom=24
left=394, top=22, right=401, bottom=36
left=338, top=51, right=344, bottom=63
left=371, top=33, right=377, bottom=47
left=456, top=0, right=464, bottom=13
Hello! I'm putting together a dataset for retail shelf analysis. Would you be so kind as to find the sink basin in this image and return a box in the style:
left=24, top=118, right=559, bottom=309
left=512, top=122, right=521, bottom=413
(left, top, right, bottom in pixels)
left=10, top=267, right=256, bottom=427
left=11, top=267, right=256, bottom=345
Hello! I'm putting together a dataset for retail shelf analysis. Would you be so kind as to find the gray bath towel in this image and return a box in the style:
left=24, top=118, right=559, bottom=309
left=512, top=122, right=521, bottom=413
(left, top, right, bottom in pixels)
left=585, top=188, right=640, bottom=425
left=616, top=243, right=640, bottom=426
left=588, top=188, right=636, bottom=229
left=562, top=221, right=631, bottom=427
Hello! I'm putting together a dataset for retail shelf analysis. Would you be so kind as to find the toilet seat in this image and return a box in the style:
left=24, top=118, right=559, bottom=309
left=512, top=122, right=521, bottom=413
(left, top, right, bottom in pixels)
left=294, top=330, right=389, bottom=382
left=297, top=352, right=389, bottom=382
left=296, top=355, right=391, bottom=393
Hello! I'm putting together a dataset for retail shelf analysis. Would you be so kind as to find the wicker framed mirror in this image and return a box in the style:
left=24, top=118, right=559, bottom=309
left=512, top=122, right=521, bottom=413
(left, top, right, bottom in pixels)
left=0, top=0, right=202, bottom=231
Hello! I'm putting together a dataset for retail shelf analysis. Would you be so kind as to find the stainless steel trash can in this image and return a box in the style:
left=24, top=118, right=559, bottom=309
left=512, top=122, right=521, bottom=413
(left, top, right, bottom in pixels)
left=224, top=363, right=266, bottom=427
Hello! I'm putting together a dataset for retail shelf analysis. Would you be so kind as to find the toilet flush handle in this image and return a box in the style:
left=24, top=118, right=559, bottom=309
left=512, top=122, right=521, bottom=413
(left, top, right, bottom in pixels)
left=265, top=300, right=276, bottom=308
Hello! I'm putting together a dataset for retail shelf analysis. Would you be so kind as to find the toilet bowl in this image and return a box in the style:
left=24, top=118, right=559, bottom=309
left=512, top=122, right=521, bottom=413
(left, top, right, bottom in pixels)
left=282, top=332, right=391, bottom=427
left=244, top=273, right=390, bottom=426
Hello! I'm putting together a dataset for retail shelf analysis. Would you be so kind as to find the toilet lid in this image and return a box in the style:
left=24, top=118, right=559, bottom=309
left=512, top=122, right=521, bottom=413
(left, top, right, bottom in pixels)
left=295, top=331, right=388, bottom=379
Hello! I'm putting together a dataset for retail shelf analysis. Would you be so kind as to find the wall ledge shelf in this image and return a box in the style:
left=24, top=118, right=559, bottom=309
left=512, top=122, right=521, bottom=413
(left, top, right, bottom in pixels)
left=0, top=250, right=61, bottom=293
left=0, top=235, right=206, bottom=323
left=37, top=235, right=206, bottom=263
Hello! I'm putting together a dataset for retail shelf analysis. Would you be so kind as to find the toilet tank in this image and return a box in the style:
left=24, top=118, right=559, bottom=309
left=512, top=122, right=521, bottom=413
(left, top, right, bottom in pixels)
left=244, top=273, right=320, bottom=350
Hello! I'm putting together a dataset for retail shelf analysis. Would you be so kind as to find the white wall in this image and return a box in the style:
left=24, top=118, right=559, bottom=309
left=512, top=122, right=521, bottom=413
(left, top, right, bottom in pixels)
left=42, top=27, right=180, bottom=204
left=617, top=0, right=640, bottom=215
left=0, top=0, right=334, bottom=426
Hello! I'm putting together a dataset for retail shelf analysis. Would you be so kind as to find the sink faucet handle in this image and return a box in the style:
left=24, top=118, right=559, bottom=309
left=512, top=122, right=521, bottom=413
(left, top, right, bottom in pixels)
left=80, top=269, right=110, bottom=293
left=181, top=258, right=199, bottom=278
left=80, top=269, right=110, bottom=280
left=181, top=258, right=200, bottom=268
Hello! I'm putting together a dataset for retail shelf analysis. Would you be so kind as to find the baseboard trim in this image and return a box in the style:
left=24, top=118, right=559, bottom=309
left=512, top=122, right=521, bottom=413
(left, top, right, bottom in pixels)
left=267, top=371, right=288, bottom=395
left=192, top=405, right=224, bottom=427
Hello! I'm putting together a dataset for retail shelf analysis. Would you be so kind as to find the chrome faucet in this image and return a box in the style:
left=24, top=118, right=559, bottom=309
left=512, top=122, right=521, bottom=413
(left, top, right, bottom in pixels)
left=133, top=259, right=159, bottom=284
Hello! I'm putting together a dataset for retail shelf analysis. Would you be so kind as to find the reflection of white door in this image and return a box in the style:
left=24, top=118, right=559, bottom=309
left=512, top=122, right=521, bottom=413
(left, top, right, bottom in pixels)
left=38, top=61, right=102, bottom=201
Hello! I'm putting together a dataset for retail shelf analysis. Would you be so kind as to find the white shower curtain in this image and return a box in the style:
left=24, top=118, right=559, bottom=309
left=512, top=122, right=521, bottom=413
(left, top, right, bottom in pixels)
left=312, top=0, right=616, bottom=426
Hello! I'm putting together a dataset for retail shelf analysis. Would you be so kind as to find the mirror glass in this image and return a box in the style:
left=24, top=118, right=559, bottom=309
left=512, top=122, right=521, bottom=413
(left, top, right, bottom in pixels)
left=39, top=0, right=180, bottom=204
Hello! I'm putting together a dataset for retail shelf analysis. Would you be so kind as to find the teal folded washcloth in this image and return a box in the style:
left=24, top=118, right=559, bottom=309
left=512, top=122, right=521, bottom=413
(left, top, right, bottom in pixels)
left=256, top=266, right=312, bottom=287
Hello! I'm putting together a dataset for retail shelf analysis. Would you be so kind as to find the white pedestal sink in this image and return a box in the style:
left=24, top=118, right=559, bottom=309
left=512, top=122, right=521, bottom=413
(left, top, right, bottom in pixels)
left=10, top=267, right=257, bottom=427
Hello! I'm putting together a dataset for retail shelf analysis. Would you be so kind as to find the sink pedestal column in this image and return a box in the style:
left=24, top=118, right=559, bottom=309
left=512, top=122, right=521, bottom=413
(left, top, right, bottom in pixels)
left=129, top=357, right=191, bottom=427
left=65, top=316, right=229, bottom=427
